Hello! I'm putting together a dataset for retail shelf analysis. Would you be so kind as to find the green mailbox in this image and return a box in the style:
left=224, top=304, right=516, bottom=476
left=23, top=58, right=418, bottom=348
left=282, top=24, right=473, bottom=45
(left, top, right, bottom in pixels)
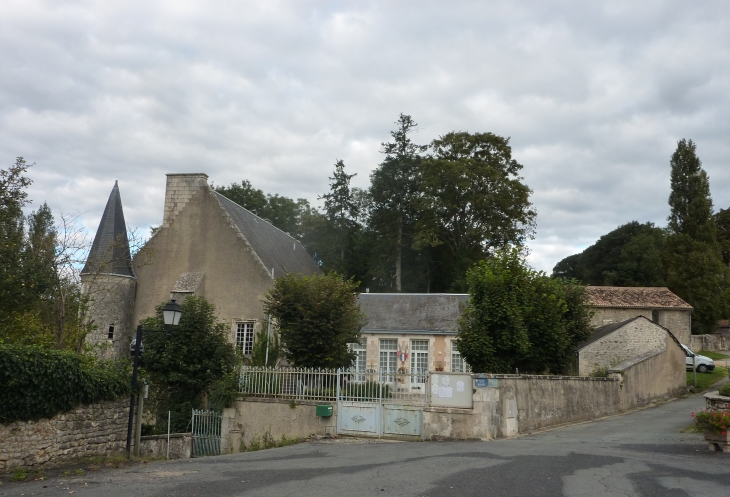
left=316, top=404, right=333, bottom=417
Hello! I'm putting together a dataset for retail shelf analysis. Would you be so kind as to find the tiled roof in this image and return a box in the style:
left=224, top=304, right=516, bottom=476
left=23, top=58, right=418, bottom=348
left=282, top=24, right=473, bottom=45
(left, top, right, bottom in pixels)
left=215, top=192, right=320, bottom=278
left=358, top=293, right=468, bottom=334
left=585, top=286, right=692, bottom=310
left=719, top=320, right=730, bottom=327
left=81, top=181, right=134, bottom=278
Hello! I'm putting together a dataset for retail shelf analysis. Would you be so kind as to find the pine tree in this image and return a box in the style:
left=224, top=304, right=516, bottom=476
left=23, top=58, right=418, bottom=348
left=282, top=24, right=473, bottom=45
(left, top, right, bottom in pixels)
left=320, top=160, right=359, bottom=269
left=368, top=114, right=427, bottom=291
left=665, top=139, right=729, bottom=334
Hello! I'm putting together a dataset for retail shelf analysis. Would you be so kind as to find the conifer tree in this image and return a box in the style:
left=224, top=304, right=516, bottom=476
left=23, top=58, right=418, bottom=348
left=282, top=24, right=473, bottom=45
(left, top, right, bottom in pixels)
left=368, top=114, right=427, bottom=291
left=665, top=139, right=729, bottom=334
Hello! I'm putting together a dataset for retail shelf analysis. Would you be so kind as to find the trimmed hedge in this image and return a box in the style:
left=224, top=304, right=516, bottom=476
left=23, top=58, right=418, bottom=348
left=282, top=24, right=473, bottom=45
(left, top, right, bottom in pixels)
left=0, top=344, right=130, bottom=423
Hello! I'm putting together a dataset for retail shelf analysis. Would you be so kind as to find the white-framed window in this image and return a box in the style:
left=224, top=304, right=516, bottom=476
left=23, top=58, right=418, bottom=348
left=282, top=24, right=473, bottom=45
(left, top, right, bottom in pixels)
left=379, top=339, right=398, bottom=375
left=410, top=339, right=429, bottom=386
left=451, top=340, right=469, bottom=373
left=349, top=338, right=367, bottom=381
left=236, top=322, right=255, bottom=356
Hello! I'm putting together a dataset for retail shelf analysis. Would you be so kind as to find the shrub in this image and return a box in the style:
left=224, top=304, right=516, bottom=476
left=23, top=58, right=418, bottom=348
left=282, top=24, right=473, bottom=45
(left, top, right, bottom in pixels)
left=0, top=344, right=129, bottom=423
left=693, top=409, right=730, bottom=434
left=718, top=383, right=730, bottom=397
left=341, top=381, right=391, bottom=399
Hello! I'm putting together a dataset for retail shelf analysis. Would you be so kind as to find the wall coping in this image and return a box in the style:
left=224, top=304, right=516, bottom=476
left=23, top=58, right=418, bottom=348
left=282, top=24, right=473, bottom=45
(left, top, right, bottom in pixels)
left=238, top=396, right=332, bottom=406
left=141, top=433, right=192, bottom=441
left=424, top=406, right=474, bottom=414
left=704, top=391, right=730, bottom=402
left=472, top=373, right=618, bottom=382
left=608, top=348, right=665, bottom=373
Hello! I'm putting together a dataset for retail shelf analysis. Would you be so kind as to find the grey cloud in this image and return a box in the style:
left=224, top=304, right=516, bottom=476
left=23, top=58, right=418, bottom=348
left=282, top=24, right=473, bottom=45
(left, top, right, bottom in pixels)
left=1, top=0, right=729, bottom=272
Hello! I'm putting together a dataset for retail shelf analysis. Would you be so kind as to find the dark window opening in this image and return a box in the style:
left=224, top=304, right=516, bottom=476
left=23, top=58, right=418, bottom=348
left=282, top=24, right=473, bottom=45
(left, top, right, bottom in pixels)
left=651, top=310, right=659, bottom=323
left=108, top=325, right=115, bottom=339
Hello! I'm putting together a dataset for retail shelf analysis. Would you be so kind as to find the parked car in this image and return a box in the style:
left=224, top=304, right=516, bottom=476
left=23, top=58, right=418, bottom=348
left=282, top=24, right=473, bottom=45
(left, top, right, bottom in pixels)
left=681, top=344, right=715, bottom=373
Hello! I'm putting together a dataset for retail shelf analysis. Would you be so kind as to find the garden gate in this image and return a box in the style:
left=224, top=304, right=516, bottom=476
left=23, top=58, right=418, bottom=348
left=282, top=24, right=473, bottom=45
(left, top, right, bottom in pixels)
left=336, top=369, right=426, bottom=439
left=191, top=409, right=222, bottom=457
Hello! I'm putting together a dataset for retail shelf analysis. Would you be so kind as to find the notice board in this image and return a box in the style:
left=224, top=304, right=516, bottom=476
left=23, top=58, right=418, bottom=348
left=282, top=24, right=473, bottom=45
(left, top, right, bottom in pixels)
left=429, top=373, right=473, bottom=409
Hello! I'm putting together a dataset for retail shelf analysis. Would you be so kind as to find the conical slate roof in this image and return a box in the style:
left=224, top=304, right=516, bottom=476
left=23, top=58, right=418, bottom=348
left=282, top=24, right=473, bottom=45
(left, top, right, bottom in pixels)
left=81, top=181, right=135, bottom=277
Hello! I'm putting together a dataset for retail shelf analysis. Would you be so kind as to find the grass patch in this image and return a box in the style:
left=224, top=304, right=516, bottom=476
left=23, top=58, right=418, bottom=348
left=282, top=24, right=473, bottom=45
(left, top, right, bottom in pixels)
left=686, top=366, right=728, bottom=391
left=696, top=350, right=729, bottom=361
left=679, top=422, right=705, bottom=433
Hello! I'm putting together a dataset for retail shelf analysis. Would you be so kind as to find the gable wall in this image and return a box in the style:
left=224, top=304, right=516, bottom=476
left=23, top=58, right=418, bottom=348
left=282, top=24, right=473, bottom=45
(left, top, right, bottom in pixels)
left=132, top=186, right=274, bottom=346
left=591, top=307, right=691, bottom=344
left=579, top=319, right=668, bottom=375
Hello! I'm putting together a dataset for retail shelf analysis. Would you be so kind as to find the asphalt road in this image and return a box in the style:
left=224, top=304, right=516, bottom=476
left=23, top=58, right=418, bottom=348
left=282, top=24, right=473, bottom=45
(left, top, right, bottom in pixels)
left=4, top=394, right=729, bottom=497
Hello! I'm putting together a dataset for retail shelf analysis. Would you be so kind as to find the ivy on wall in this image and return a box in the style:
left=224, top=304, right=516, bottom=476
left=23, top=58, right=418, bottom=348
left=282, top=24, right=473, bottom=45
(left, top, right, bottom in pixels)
left=0, top=344, right=129, bottom=423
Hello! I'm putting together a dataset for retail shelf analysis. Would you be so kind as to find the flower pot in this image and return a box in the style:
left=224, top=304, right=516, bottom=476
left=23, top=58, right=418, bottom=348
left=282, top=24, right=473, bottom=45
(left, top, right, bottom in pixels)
left=703, top=430, right=730, bottom=453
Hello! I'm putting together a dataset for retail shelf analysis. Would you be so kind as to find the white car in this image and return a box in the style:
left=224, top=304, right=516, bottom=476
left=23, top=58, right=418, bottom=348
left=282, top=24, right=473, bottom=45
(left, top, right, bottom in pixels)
left=681, top=344, right=715, bottom=373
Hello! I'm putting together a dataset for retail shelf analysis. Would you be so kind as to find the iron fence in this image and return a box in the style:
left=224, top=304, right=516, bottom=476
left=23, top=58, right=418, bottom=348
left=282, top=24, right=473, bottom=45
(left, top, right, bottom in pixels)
left=239, top=367, right=428, bottom=404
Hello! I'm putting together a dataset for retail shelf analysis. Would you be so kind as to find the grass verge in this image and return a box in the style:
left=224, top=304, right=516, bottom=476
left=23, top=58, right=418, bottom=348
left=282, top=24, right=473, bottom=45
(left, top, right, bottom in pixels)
left=696, top=350, right=729, bottom=361
left=686, top=366, right=728, bottom=391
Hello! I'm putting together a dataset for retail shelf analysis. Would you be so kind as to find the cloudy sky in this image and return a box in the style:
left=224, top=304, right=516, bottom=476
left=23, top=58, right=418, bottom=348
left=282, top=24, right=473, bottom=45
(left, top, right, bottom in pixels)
left=2, top=0, right=729, bottom=272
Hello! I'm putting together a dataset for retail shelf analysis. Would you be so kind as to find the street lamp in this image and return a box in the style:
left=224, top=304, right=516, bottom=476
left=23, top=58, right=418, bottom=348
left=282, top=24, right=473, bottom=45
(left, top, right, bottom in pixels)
left=126, top=299, right=183, bottom=457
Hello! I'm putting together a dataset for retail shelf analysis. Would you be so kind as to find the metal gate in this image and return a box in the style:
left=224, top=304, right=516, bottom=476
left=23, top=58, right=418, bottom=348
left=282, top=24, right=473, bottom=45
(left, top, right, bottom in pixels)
left=191, top=409, right=222, bottom=457
left=336, top=369, right=426, bottom=439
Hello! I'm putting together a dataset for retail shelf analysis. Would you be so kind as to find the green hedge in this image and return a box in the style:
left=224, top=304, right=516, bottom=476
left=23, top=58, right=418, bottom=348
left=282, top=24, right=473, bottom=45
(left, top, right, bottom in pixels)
left=0, top=344, right=130, bottom=423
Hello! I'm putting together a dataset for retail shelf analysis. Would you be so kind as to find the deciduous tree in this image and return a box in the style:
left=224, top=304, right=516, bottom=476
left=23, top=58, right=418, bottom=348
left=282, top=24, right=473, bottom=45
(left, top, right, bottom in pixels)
left=264, top=272, right=366, bottom=368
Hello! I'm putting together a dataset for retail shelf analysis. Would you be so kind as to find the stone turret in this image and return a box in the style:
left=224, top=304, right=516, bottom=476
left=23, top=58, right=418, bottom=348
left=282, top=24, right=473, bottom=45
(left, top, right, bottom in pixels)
left=81, top=181, right=137, bottom=358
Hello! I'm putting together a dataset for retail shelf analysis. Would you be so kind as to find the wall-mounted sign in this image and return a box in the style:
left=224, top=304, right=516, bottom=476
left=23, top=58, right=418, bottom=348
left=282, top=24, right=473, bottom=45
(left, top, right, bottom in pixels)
left=474, top=378, right=498, bottom=388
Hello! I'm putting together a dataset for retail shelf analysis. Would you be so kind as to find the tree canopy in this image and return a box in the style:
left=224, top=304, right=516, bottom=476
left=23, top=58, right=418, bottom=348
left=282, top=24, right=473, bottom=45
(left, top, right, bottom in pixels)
left=263, top=272, right=366, bottom=368
left=458, top=249, right=592, bottom=374
left=552, top=221, right=666, bottom=287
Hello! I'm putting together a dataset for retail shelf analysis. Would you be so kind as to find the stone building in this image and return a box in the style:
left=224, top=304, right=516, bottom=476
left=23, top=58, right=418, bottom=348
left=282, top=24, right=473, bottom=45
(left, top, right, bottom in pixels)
left=82, top=173, right=320, bottom=358
left=585, top=286, right=693, bottom=345
left=81, top=181, right=137, bottom=358
left=577, top=315, right=685, bottom=376
left=354, top=293, right=470, bottom=374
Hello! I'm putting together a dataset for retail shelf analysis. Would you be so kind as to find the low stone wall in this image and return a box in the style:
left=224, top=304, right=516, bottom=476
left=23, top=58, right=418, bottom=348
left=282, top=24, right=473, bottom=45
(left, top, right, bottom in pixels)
left=223, top=398, right=336, bottom=453
left=0, top=399, right=128, bottom=472
left=609, top=342, right=686, bottom=410
left=424, top=345, right=687, bottom=441
left=423, top=375, right=620, bottom=440
left=138, top=433, right=192, bottom=459
left=690, top=334, right=729, bottom=352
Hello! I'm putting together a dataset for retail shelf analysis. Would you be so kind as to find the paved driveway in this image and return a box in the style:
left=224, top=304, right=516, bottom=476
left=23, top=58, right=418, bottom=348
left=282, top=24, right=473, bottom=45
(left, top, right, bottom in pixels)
left=4, top=394, right=729, bottom=497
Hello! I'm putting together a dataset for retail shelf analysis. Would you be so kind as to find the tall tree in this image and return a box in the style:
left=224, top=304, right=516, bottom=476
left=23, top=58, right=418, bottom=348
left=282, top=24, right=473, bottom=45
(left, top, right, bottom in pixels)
left=664, top=139, right=729, bottom=334
left=0, top=158, right=33, bottom=324
left=715, top=208, right=730, bottom=266
left=416, top=131, right=536, bottom=291
left=318, top=160, right=360, bottom=273
left=368, top=114, right=428, bottom=291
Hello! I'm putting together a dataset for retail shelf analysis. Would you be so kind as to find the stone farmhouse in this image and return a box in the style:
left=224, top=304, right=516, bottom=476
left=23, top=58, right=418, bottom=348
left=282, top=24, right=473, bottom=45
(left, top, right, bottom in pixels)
left=585, top=286, right=693, bottom=345
left=577, top=315, right=685, bottom=376
left=82, top=173, right=320, bottom=358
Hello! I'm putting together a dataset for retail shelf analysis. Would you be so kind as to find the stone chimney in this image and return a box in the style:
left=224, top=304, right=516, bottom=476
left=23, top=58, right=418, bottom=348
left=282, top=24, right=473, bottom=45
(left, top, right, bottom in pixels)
left=163, top=173, right=209, bottom=227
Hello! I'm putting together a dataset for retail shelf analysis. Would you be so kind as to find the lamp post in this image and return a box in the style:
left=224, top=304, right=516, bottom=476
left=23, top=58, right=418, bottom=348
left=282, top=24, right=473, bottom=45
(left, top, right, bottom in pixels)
left=126, top=299, right=183, bottom=457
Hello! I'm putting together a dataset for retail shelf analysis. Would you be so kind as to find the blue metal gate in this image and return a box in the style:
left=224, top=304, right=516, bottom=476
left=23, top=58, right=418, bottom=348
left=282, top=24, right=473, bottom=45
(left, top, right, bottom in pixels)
left=336, top=369, right=425, bottom=439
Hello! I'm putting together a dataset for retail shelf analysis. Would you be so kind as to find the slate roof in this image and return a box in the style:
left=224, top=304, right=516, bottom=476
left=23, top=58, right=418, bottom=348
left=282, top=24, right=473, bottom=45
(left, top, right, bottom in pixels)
left=586, top=286, right=692, bottom=310
left=215, top=192, right=320, bottom=277
left=81, top=181, right=134, bottom=277
left=358, top=293, right=469, bottom=334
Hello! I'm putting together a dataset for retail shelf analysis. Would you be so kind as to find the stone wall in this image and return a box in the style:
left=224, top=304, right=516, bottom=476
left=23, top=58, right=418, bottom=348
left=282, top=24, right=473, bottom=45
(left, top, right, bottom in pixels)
left=591, top=308, right=691, bottom=345
left=138, top=433, right=192, bottom=459
left=423, top=346, right=687, bottom=441
left=0, top=399, right=128, bottom=472
left=162, top=173, right=209, bottom=228
left=223, top=398, right=336, bottom=453
left=690, top=334, right=730, bottom=351
left=579, top=318, right=668, bottom=375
